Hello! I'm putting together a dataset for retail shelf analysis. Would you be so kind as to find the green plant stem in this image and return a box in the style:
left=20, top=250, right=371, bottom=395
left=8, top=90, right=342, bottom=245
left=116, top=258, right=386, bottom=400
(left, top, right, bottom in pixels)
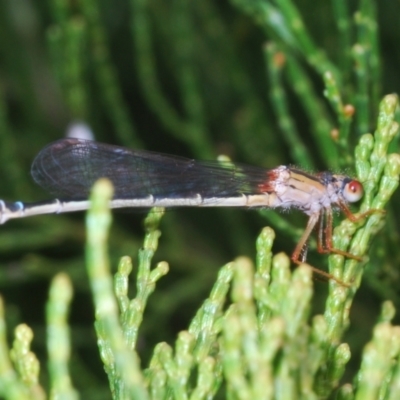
left=86, top=178, right=148, bottom=399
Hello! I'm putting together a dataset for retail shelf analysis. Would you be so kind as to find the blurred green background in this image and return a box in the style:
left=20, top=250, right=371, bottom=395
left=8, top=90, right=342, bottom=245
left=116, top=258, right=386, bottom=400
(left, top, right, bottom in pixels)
left=0, top=0, right=399, bottom=396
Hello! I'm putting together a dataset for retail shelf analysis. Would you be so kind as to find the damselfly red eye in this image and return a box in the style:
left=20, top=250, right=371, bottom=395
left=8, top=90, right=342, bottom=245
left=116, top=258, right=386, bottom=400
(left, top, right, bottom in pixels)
left=343, top=180, right=364, bottom=203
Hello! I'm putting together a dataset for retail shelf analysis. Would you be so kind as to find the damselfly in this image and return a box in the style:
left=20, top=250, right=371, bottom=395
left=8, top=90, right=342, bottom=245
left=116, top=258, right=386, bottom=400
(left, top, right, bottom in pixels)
left=0, top=139, right=374, bottom=279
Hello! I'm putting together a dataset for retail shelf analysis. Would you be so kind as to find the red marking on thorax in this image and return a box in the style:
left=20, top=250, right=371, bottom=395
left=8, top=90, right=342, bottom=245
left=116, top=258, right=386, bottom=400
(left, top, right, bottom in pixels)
left=258, top=170, right=279, bottom=193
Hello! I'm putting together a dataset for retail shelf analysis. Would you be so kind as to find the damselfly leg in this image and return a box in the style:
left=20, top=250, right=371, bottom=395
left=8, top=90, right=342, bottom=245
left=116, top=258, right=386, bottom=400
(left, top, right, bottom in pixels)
left=291, top=203, right=383, bottom=285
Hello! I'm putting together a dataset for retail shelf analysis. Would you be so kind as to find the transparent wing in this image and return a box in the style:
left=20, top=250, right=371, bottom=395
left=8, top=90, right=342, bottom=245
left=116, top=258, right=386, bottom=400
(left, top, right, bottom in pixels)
left=31, top=139, right=272, bottom=201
